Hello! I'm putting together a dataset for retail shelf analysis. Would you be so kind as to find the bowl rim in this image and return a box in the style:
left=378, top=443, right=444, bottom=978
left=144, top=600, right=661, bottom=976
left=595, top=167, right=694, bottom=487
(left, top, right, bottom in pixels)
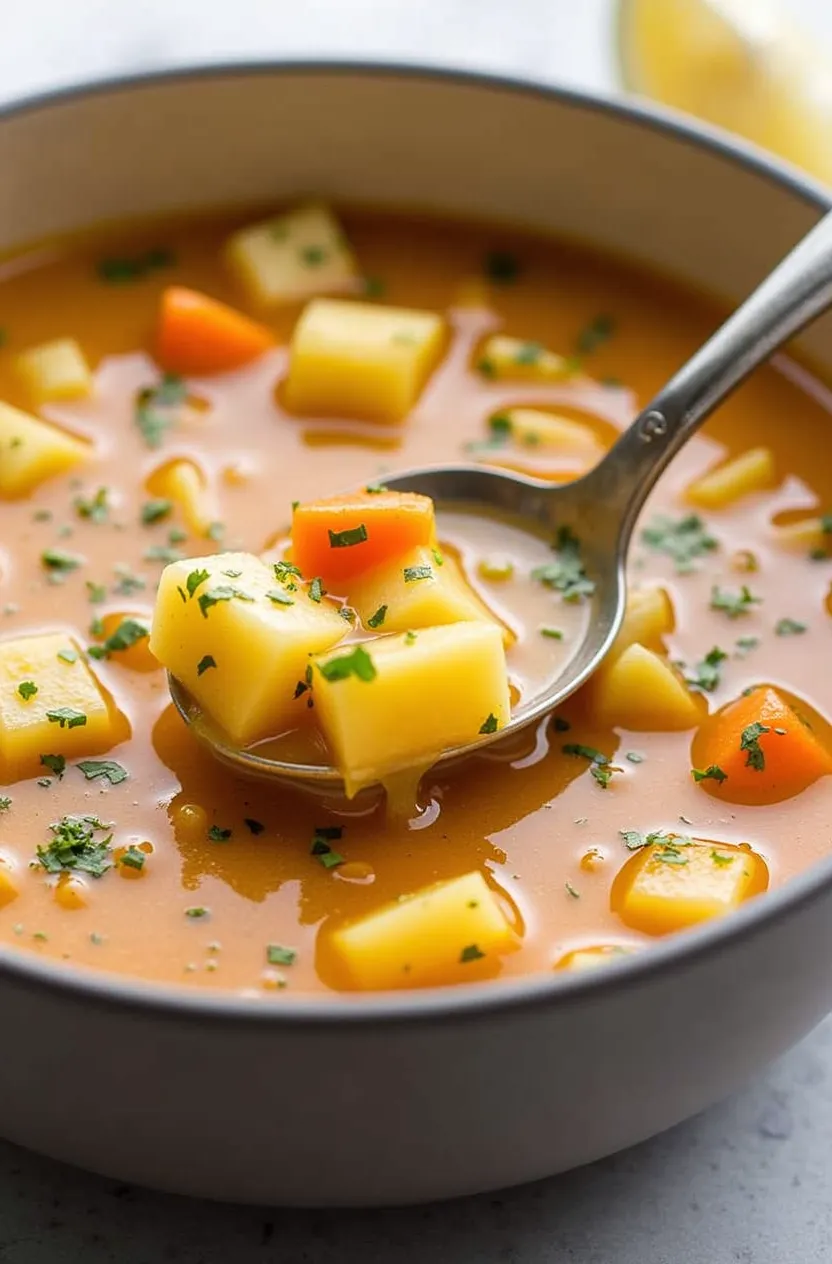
left=2, top=57, right=831, bottom=1029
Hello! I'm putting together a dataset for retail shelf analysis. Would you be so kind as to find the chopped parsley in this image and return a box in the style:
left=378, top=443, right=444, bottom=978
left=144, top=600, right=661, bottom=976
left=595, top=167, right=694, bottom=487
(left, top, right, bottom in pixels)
left=186, top=568, right=210, bottom=598
left=0, top=797, right=10, bottom=811
left=39, top=754, right=66, bottom=779
left=41, top=548, right=83, bottom=575
left=266, top=589, right=294, bottom=606
left=710, top=585, right=761, bottom=618
left=625, top=751, right=644, bottom=763
left=87, top=618, right=148, bottom=659
left=134, top=373, right=187, bottom=449
left=479, top=714, right=499, bottom=735
left=76, top=759, right=129, bottom=785
left=197, top=655, right=217, bottom=676
left=652, top=839, right=691, bottom=866
left=185, top=906, right=209, bottom=919
left=300, top=244, right=327, bottom=266
left=208, top=825, right=232, bottom=843
left=619, top=828, right=676, bottom=851
left=459, top=943, right=486, bottom=962
left=266, top=944, right=297, bottom=966
left=576, top=313, right=615, bottom=355
left=197, top=586, right=252, bottom=618
left=328, top=524, right=368, bottom=549
left=367, top=605, right=387, bottom=629
left=120, top=845, right=146, bottom=871
left=74, top=486, right=110, bottom=524
left=691, top=765, right=727, bottom=784
left=273, top=561, right=302, bottom=583
left=540, top=627, right=564, bottom=640
left=711, top=850, right=735, bottom=868
left=740, top=721, right=770, bottom=771
left=311, top=827, right=345, bottom=869
left=145, top=544, right=185, bottom=565
left=685, top=646, right=728, bottom=693
left=775, top=617, right=807, bottom=636
left=484, top=250, right=520, bottom=284
left=244, top=818, right=265, bottom=835
left=735, top=635, right=760, bottom=657
left=403, top=564, right=432, bottom=583
left=308, top=577, right=325, bottom=603
left=532, top=525, right=595, bottom=602
left=564, top=881, right=581, bottom=899
left=318, top=645, right=376, bottom=683
left=96, top=247, right=174, bottom=284
left=641, top=514, right=718, bottom=573
left=563, top=743, right=608, bottom=764
left=17, top=681, right=37, bottom=701
left=141, top=498, right=173, bottom=525
left=36, top=815, right=113, bottom=877
left=46, top=707, right=87, bottom=729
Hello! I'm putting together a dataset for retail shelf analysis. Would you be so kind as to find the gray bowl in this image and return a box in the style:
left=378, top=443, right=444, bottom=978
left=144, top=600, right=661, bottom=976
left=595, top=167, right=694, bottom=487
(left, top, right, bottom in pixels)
left=1, top=63, right=831, bottom=1207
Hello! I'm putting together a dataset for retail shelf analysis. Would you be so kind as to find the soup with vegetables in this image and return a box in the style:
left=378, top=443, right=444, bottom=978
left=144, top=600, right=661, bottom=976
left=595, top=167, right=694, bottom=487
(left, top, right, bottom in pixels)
left=0, top=202, right=830, bottom=995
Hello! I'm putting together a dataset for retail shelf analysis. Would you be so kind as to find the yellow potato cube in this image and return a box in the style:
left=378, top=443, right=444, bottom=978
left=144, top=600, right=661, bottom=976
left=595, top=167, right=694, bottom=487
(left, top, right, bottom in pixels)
left=686, top=446, right=775, bottom=509
left=225, top=202, right=358, bottom=306
left=14, top=338, right=93, bottom=403
left=311, top=623, right=510, bottom=797
left=477, top=335, right=572, bottom=382
left=146, top=459, right=217, bottom=537
left=500, top=408, right=605, bottom=456
left=591, top=642, right=703, bottom=730
left=614, top=838, right=768, bottom=935
left=0, top=855, right=19, bottom=908
left=773, top=514, right=831, bottom=556
left=555, top=944, right=635, bottom=971
left=327, top=870, right=517, bottom=990
left=348, top=546, right=511, bottom=646
left=0, top=401, right=88, bottom=498
left=284, top=298, right=445, bottom=422
left=149, top=552, right=347, bottom=745
left=0, top=632, right=124, bottom=781
left=609, top=586, right=674, bottom=659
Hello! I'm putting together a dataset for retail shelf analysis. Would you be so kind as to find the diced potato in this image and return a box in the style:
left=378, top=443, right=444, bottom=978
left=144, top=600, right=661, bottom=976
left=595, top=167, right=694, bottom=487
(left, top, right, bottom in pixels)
left=0, top=855, right=19, bottom=908
left=609, top=586, right=674, bottom=659
left=591, top=642, right=703, bottom=730
left=311, top=623, right=510, bottom=797
left=476, top=335, right=572, bottom=382
left=327, top=870, right=517, bottom=989
left=284, top=298, right=445, bottom=422
left=773, top=515, right=832, bottom=556
left=0, top=401, right=88, bottom=498
left=14, top=338, right=93, bottom=403
left=555, top=944, right=635, bottom=971
left=686, top=446, right=775, bottom=509
left=149, top=551, right=347, bottom=745
left=0, top=632, right=125, bottom=780
left=499, top=408, right=606, bottom=456
left=349, top=546, right=512, bottom=646
left=225, top=202, right=358, bottom=306
left=613, top=837, right=768, bottom=935
left=146, top=459, right=217, bottom=537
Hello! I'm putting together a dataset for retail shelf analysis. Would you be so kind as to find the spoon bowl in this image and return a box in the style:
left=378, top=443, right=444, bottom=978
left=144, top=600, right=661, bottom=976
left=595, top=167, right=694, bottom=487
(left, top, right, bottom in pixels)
left=170, top=207, right=832, bottom=799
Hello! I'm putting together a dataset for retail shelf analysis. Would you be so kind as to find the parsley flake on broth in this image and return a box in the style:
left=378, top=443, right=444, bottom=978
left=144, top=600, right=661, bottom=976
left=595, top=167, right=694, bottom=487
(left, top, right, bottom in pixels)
left=0, top=202, right=828, bottom=994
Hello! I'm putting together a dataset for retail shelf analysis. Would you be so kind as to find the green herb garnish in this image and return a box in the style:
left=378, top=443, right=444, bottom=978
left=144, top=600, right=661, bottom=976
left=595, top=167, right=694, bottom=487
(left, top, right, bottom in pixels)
left=197, top=655, right=216, bottom=676
left=135, top=373, right=187, bottom=449
left=36, top=815, right=113, bottom=877
left=685, top=646, right=727, bottom=693
left=367, top=605, right=388, bottom=629
left=479, top=714, right=499, bottom=735
left=266, top=944, right=297, bottom=966
left=459, top=943, right=486, bottom=962
left=740, top=721, right=770, bottom=771
left=484, top=250, right=520, bottom=284
left=208, top=825, right=231, bottom=842
left=691, top=765, right=727, bottom=784
left=141, top=498, right=173, bottom=525
left=576, top=313, right=615, bottom=355
left=775, top=617, right=807, bottom=636
left=87, top=618, right=148, bottom=659
left=17, top=681, right=37, bottom=701
left=244, top=818, right=265, bottom=835
left=317, top=645, right=376, bottom=683
left=46, top=707, right=86, bottom=729
left=186, top=568, right=210, bottom=599
left=76, top=760, right=129, bottom=785
left=641, top=514, right=718, bottom=573
left=39, top=754, right=65, bottom=779
left=403, top=564, right=432, bottom=583
left=41, top=548, right=83, bottom=574
left=532, top=525, right=595, bottom=601
left=120, top=846, right=145, bottom=871
left=74, top=487, right=109, bottom=524
left=328, top=524, right=368, bottom=549
left=710, top=585, right=761, bottom=618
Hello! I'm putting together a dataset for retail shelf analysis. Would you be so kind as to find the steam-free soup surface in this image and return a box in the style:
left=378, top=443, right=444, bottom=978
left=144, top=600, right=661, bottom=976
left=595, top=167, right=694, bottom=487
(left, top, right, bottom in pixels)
left=0, top=205, right=830, bottom=994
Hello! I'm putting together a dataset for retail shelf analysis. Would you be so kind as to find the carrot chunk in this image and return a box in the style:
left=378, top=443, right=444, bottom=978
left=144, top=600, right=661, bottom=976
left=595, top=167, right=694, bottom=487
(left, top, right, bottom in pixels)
left=692, top=684, right=832, bottom=803
left=156, top=286, right=274, bottom=375
left=291, top=491, right=436, bottom=589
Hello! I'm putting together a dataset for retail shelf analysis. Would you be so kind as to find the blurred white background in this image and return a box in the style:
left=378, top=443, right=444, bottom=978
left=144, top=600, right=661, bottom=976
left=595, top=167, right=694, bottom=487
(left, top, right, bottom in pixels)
left=0, top=0, right=828, bottom=104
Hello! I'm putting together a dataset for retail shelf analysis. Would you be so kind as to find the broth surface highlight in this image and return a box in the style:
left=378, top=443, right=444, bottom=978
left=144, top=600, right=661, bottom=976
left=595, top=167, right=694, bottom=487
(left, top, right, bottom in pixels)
left=0, top=206, right=830, bottom=993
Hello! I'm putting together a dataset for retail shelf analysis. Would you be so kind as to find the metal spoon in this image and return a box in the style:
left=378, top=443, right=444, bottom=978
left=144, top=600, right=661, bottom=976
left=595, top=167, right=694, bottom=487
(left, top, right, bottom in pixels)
left=170, top=209, right=832, bottom=800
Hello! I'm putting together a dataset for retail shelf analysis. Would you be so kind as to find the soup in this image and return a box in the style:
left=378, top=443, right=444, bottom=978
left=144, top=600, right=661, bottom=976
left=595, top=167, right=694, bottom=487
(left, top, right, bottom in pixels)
left=0, top=203, right=830, bottom=994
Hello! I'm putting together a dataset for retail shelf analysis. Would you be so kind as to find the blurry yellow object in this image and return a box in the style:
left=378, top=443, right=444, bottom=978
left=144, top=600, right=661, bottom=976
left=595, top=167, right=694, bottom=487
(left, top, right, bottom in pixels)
left=618, top=0, right=832, bottom=183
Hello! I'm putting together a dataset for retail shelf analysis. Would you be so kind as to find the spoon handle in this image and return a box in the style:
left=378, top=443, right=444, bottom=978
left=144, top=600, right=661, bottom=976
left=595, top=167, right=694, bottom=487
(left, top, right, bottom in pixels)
left=592, top=207, right=832, bottom=540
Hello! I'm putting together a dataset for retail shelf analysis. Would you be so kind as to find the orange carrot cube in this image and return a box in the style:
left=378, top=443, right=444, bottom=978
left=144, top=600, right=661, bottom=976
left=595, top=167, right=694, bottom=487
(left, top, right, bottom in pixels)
left=290, top=491, right=436, bottom=589
left=156, top=286, right=274, bottom=375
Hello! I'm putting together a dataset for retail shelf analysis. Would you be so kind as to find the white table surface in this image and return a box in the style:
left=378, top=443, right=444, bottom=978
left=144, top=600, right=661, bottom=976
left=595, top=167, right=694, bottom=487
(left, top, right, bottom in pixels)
left=2, top=1, right=832, bottom=1260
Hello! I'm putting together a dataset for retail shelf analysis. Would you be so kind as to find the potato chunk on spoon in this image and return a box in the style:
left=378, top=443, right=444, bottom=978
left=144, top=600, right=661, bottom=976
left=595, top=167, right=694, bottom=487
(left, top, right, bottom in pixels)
left=169, top=209, right=832, bottom=799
